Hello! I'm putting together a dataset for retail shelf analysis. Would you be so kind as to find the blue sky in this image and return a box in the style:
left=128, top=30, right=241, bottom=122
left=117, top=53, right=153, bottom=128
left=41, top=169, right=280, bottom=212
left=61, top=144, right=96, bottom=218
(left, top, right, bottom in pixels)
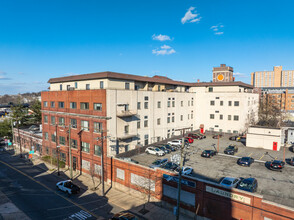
left=1, top=0, right=294, bottom=95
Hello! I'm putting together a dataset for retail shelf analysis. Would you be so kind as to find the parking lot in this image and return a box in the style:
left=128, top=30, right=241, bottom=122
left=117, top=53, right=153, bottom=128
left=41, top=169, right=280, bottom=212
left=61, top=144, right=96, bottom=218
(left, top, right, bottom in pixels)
left=131, top=134, right=294, bottom=208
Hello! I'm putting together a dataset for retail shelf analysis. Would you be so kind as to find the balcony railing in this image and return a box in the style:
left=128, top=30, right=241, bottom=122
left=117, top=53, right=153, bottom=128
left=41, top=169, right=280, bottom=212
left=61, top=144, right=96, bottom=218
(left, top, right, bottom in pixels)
left=117, top=133, right=137, bottom=141
left=117, top=110, right=137, bottom=118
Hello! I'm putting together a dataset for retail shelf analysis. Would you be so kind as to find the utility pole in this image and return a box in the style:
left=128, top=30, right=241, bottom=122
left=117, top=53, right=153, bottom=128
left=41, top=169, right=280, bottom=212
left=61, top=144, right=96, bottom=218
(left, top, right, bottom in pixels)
left=56, top=124, right=59, bottom=176
left=175, top=127, right=191, bottom=220
left=69, top=124, right=73, bottom=179
left=11, top=119, right=15, bottom=149
left=217, top=134, right=220, bottom=152
left=101, top=129, right=105, bottom=196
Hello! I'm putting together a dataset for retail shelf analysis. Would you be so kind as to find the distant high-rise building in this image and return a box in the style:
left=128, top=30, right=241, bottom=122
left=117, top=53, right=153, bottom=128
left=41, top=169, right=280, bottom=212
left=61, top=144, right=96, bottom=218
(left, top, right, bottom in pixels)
left=213, top=64, right=234, bottom=82
left=251, top=66, right=294, bottom=88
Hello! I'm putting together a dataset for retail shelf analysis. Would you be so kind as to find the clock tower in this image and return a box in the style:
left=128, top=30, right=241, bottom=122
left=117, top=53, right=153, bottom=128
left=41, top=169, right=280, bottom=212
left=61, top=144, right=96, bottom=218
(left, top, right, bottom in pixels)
left=213, top=64, right=234, bottom=82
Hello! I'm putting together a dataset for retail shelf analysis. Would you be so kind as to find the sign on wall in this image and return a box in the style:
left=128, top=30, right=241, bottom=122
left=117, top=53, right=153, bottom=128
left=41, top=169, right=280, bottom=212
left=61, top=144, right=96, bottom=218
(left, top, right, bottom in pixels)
left=82, top=160, right=90, bottom=170
left=116, top=168, right=125, bottom=180
left=206, top=186, right=251, bottom=205
left=131, top=173, right=155, bottom=191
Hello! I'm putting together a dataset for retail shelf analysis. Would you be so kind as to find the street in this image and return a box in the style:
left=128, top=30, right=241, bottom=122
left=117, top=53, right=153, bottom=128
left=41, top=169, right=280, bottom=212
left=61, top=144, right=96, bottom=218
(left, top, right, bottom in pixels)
left=0, top=151, right=122, bottom=220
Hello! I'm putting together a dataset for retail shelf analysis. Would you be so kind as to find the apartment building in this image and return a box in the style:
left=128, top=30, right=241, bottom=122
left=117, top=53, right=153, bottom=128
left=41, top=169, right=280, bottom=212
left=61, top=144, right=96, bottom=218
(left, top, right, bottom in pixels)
left=41, top=71, right=258, bottom=167
left=251, top=66, right=294, bottom=88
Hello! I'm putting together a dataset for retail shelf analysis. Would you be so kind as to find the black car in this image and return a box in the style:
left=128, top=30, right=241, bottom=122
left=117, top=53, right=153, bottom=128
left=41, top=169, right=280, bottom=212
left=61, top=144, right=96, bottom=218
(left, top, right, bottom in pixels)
left=237, top=178, right=258, bottom=193
left=224, top=145, right=238, bottom=155
left=288, top=157, right=294, bottom=166
left=163, top=144, right=176, bottom=152
left=269, top=160, right=285, bottom=171
left=237, top=157, right=254, bottom=167
left=201, top=150, right=217, bottom=158
left=212, top=134, right=223, bottom=139
left=161, top=162, right=178, bottom=171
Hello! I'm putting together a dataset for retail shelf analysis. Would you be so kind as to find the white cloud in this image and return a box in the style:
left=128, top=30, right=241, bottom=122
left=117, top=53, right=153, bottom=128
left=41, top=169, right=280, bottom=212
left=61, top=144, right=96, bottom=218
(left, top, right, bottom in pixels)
left=211, top=24, right=224, bottom=35
left=181, top=7, right=201, bottom=24
left=234, top=72, right=249, bottom=78
left=152, top=34, right=171, bottom=41
left=152, top=45, right=176, bottom=56
left=0, top=71, right=11, bottom=80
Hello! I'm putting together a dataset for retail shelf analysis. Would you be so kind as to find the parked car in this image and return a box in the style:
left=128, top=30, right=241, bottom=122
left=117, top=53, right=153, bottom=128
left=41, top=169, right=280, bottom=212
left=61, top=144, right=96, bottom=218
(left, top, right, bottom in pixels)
left=167, top=139, right=182, bottom=147
left=237, top=157, right=254, bottom=167
left=157, top=146, right=170, bottom=154
left=224, top=145, right=238, bottom=155
left=161, top=161, right=178, bottom=171
left=201, top=150, right=217, bottom=158
left=288, top=157, right=294, bottom=166
left=150, top=158, right=168, bottom=168
left=198, top=133, right=206, bottom=138
left=219, top=177, right=242, bottom=188
left=188, top=133, right=202, bottom=140
left=212, top=134, right=223, bottom=139
left=269, top=160, right=285, bottom=171
left=162, top=144, right=177, bottom=152
left=145, top=147, right=165, bottom=156
left=237, top=178, right=258, bottom=193
left=56, top=180, right=80, bottom=195
left=229, top=136, right=239, bottom=141
left=176, top=166, right=193, bottom=175
left=184, top=137, right=194, bottom=143
left=112, top=212, right=139, bottom=220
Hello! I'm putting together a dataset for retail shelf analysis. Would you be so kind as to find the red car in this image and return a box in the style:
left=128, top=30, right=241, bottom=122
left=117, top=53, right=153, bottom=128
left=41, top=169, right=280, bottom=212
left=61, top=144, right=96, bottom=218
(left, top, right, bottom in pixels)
left=188, top=133, right=202, bottom=140
left=185, top=137, right=194, bottom=143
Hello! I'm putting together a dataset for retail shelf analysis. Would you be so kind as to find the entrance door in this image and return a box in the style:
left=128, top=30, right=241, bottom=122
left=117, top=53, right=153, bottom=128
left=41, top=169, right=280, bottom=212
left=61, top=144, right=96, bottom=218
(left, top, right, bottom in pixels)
left=73, top=156, right=77, bottom=171
left=273, top=142, right=278, bottom=151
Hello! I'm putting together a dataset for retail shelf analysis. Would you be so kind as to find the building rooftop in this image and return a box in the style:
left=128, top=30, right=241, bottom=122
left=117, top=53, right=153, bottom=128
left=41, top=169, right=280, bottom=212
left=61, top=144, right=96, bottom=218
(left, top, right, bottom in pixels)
left=48, top=71, right=254, bottom=89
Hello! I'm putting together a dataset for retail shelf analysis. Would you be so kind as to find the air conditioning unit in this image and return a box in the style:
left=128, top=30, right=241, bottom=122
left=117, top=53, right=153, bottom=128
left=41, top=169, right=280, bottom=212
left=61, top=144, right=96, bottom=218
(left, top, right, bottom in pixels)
left=67, top=87, right=75, bottom=91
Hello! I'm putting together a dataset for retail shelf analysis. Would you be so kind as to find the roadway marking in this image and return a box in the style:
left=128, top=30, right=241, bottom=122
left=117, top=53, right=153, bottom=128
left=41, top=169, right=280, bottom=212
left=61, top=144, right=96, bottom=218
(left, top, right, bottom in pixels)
left=274, top=157, right=277, bottom=160
left=259, top=154, right=265, bottom=160
left=234, top=151, right=242, bottom=156
left=248, top=153, right=253, bottom=157
left=0, top=159, right=99, bottom=219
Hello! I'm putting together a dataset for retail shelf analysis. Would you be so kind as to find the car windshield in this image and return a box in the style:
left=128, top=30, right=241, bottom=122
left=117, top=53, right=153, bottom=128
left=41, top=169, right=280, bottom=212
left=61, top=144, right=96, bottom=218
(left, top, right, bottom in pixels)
left=272, top=160, right=281, bottom=164
left=228, top=146, right=234, bottom=149
left=155, top=148, right=160, bottom=151
left=239, top=181, right=253, bottom=190
left=222, top=179, right=232, bottom=185
left=152, top=160, right=160, bottom=165
left=242, top=157, right=250, bottom=161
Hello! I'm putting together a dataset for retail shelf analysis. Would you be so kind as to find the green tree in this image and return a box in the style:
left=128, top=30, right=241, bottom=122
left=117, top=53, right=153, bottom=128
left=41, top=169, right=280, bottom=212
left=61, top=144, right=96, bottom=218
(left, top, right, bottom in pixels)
left=11, top=101, right=27, bottom=127
left=0, top=119, right=12, bottom=138
left=30, top=100, right=41, bottom=124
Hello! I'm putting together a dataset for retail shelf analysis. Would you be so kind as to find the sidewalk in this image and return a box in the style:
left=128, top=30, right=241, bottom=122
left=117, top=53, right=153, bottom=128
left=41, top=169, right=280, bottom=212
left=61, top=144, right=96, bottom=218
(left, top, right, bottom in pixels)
left=11, top=149, right=193, bottom=220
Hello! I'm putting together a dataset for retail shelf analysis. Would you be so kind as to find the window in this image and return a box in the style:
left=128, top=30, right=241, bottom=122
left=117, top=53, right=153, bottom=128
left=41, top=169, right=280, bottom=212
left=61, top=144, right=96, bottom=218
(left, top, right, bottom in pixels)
left=157, top=101, right=161, bottom=108
left=60, top=152, right=66, bottom=162
left=67, top=85, right=70, bottom=90
left=210, top=114, right=214, bottom=119
left=191, top=98, right=194, bottom=106
left=44, top=115, right=48, bottom=123
left=220, top=114, right=223, bottom=120
left=59, top=136, right=66, bottom=145
left=60, top=84, right=62, bottom=91
left=50, top=101, right=55, bottom=108
left=167, top=117, right=170, bottom=123
left=144, top=117, right=148, bottom=127
left=58, top=102, right=64, bottom=108
left=144, top=102, right=148, bottom=109
left=158, top=85, right=161, bottom=91
left=228, top=115, right=232, bottom=120
left=172, top=101, right=175, bottom=107
left=70, top=102, right=77, bottom=109
left=94, top=122, right=102, bottom=133
left=167, top=101, right=171, bottom=107
left=80, top=102, right=89, bottom=110
left=216, top=97, right=219, bottom=99
left=181, top=101, right=183, bottom=107
left=137, top=121, right=140, bottom=129
left=70, top=119, right=77, bottom=128
left=157, top=118, right=161, bottom=125
left=58, top=117, right=65, bottom=126
left=75, top=82, right=78, bottom=88
left=188, top=101, right=190, bottom=106
left=220, top=101, right=223, bottom=106
left=188, top=114, right=190, bottom=119
left=81, top=120, right=89, bottom=131
left=181, top=115, right=183, bottom=121
left=234, top=115, right=239, bottom=121
left=43, top=101, right=48, bottom=107
left=233, top=130, right=238, bottom=134
left=228, top=101, right=232, bottom=106
left=94, top=103, right=102, bottom=111
left=124, top=125, right=129, bottom=134
left=51, top=116, right=56, bottom=125
left=234, top=101, right=239, bottom=106
left=208, top=87, right=213, bottom=92
left=51, top=134, right=56, bottom=142
left=210, top=101, right=215, bottom=106
left=71, top=139, right=77, bottom=148
left=144, top=134, right=149, bottom=146
left=44, top=132, right=48, bottom=140
left=100, top=81, right=104, bottom=89
left=215, top=111, right=219, bottom=113
left=172, top=116, right=175, bottom=122
left=125, top=82, right=130, bottom=90
left=86, top=84, right=90, bottom=90
left=144, top=96, right=149, bottom=101
left=81, top=142, right=90, bottom=153
left=137, top=102, right=141, bottom=110
left=94, top=145, right=101, bottom=156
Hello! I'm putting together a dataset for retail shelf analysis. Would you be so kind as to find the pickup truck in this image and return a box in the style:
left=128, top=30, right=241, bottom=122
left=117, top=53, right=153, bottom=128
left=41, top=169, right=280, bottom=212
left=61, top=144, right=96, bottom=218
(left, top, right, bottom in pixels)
left=56, top=180, right=80, bottom=195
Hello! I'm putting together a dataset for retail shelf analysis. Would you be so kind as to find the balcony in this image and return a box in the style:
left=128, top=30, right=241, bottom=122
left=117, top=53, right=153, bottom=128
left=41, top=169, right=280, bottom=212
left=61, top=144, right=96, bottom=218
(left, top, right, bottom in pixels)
left=117, top=133, right=138, bottom=141
left=117, top=110, right=137, bottom=118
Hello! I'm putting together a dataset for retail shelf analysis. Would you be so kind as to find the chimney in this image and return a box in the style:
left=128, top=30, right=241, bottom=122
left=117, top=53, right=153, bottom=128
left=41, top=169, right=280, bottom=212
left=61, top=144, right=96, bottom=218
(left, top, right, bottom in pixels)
left=221, top=64, right=226, bottom=67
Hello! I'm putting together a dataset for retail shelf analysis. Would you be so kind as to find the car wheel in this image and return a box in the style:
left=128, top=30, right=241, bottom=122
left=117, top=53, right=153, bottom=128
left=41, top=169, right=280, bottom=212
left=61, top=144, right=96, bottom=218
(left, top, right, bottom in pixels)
left=67, top=191, right=71, bottom=197
left=146, top=151, right=149, bottom=154
left=56, top=186, right=59, bottom=190
left=156, top=153, right=159, bottom=157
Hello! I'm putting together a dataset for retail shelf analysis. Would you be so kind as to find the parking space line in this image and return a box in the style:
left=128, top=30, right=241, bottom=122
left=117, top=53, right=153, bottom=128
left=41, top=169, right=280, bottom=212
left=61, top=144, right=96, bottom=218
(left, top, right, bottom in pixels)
left=259, top=154, right=265, bottom=160
left=274, top=157, right=277, bottom=160
left=234, top=151, right=242, bottom=156
left=248, top=153, right=253, bottom=157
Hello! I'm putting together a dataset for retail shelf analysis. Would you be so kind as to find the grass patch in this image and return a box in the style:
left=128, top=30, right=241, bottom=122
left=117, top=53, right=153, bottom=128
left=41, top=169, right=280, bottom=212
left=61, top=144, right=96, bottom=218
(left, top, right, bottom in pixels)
left=42, top=155, right=66, bottom=168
